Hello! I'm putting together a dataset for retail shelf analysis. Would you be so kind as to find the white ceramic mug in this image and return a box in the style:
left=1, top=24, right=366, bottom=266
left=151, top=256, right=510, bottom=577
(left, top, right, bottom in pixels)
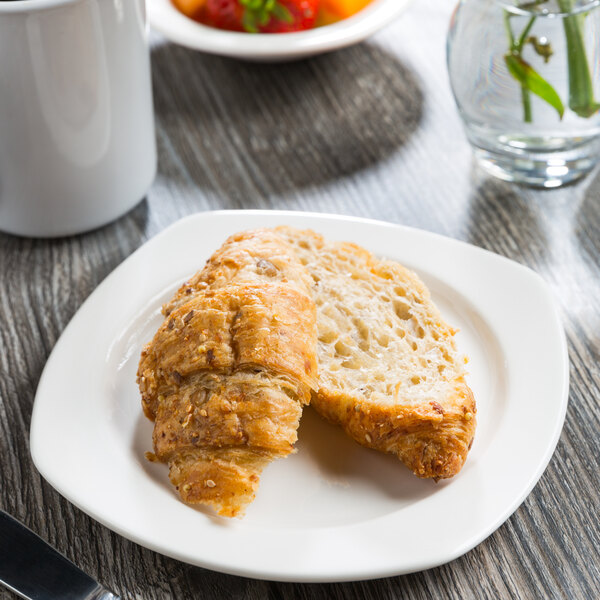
left=0, top=0, right=156, bottom=237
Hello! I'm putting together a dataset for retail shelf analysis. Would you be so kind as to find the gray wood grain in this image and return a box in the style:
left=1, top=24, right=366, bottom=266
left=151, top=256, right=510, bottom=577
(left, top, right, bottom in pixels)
left=1, top=0, right=600, bottom=598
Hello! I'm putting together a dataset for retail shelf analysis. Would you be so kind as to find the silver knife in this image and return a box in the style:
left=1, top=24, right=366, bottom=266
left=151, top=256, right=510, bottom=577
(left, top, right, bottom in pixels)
left=0, top=509, right=120, bottom=600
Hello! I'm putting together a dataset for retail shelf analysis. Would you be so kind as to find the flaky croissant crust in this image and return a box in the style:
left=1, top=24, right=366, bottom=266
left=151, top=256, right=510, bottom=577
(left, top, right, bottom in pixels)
left=137, top=230, right=318, bottom=517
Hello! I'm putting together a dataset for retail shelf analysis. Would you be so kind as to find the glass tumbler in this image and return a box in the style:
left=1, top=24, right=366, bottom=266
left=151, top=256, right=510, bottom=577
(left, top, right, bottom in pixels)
left=447, top=0, right=600, bottom=188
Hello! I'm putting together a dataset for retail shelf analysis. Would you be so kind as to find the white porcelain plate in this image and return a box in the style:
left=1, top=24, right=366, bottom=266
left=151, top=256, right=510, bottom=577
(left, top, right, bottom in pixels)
left=147, top=0, right=412, bottom=61
left=31, top=211, right=569, bottom=582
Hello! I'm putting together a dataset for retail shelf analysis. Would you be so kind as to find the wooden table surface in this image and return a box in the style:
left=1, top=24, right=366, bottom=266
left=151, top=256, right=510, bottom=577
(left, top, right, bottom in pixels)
left=1, top=1, right=599, bottom=598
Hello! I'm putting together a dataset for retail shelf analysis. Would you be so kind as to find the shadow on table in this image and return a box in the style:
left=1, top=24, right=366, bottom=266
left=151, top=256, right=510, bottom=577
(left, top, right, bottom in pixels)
left=0, top=195, right=150, bottom=252
left=0, top=197, right=150, bottom=385
left=150, top=41, right=424, bottom=204
left=463, top=170, right=549, bottom=267
left=572, top=168, right=600, bottom=351
left=574, top=167, right=600, bottom=266
left=464, top=168, right=600, bottom=363
left=466, top=164, right=599, bottom=271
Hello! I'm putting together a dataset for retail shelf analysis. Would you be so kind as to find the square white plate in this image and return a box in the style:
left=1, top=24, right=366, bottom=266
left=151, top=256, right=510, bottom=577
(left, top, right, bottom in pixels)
left=30, top=210, right=569, bottom=582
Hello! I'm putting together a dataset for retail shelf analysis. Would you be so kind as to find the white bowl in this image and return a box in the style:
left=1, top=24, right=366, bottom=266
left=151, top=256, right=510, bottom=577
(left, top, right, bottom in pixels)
left=147, top=0, right=412, bottom=61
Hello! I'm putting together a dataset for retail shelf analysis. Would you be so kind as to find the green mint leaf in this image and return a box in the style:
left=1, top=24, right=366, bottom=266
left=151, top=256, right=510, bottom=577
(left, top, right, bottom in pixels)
left=241, top=0, right=292, bottom=31
left=258, top=7, right=270, bottom=26
left=505, top=53, right=565, bottom=119
left=272, top=2, right=293, bottom=23
left=242, top=9, right=259, bottom=32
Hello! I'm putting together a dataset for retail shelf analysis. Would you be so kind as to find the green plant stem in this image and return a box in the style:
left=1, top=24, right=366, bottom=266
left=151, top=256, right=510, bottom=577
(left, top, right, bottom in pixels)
left=504, top=9, right=515, bottom=46
left=556, top=0, right=600, bottom=117
left=521, top=84, right=533, bottom=122
left=515, top=15, right=536, bottom=51
left=517, top=14, right=536, bottom=121
left=506, top=13, right=537, bottom=122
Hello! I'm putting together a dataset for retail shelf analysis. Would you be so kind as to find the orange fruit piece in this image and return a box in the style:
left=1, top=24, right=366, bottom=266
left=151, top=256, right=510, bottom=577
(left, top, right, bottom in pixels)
left=172, top=0, right=207, bottom=18
left=319, top=0, right=372, bottom=19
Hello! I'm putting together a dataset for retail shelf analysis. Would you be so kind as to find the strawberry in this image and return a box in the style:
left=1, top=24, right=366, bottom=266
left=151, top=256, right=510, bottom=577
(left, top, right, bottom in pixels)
left=202, top=0, right=244, bottom=31
left=201, top=0, right=319, bottom=33
left=259, top=0, right=319, bottom=33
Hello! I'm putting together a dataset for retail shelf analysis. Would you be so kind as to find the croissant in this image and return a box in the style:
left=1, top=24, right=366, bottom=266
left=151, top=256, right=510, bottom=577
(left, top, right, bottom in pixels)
left=137, top=231, right=317, bottom=517
left=162, top=228, right=314, bottom=315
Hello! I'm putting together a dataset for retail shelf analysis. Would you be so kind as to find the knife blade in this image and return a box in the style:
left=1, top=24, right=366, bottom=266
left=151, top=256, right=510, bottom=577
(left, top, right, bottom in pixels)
left=0, top=509, right=120, bottom=600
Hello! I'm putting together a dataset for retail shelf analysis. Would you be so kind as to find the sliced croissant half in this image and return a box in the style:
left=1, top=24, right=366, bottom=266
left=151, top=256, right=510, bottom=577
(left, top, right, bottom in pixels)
left=137, top=231, right=317, bottom=517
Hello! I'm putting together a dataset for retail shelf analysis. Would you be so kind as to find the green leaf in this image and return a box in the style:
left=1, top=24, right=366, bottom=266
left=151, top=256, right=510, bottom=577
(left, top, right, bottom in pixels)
left=242, top=9, right=259, bottom=32
left=258, top=7, right=270, bottom=26
left=504, top=53, right=565, bottom=119
left=271, top=2, right=293, bottom=23
left=240, top=0, right=293, bottom=31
